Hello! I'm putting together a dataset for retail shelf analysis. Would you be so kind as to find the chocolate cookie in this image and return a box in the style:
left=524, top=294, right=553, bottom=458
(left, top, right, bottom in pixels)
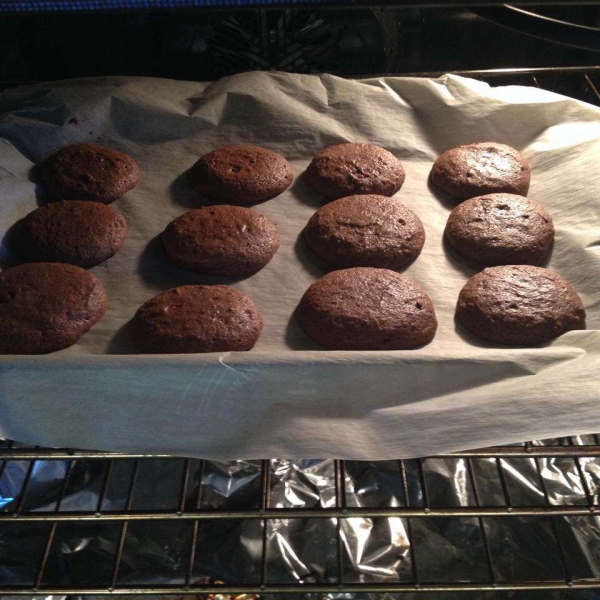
left=456, top=265, right=585, bottom=346
left=305, top=143, right=406, bottom=201
left=297, top=267, right=437, bottom=350
left=0, top=262, right=108, bottom=354
left=133, top=285, right=263, bottom=353
left=303, top=194, right=425, bottom=270
left=431, top=142, right=530, bottom=202
left=163, top=205, right=279, bottom=276
left=445, top=194, right=554, bottom=266
left=188, top=145, right=293, bottom=204
left=15, top=200, right=128, bottom=268
left=43, top=143, right=140, bottom=204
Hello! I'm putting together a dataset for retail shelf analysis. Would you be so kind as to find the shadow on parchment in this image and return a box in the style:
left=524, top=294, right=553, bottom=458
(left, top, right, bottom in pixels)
left=169, top=169, right=207, bottom=210
left=285, top=303, right=323, bottom=351
left=293, top=230, right=329, bottom=280
left=170, top=168, right=285, bottom=209
left=0, top=221, right=25, bottom=271
left=29, top=164, right=50, bottom=207
left=442, top=233, right=481, bottom=279
left=427, top=172, right=459, bottom=211
left=106, top=318, right=140, bottom=355
left=137, top=233, right=252, bottom=291
left=289, top=170, right=324, bottom=209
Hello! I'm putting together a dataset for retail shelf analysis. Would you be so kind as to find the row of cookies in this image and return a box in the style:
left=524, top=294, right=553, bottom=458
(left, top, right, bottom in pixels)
left=142, top=142, right=418, bottom=351
left=0, top=142, right=405, bottom=354
left=0, top=139, right=586, bottom=353
left=0, top=257, right=583, bottom=353
left=1, top=147, right=290, bottom=353
left=0, top=143, right=141, bottom=354
left=430, top=143, right=585, bottom=345
left=300, top=141, right=583, bottom=348
left=8, top=141, right=554, bottom=272
left=0, top=143, right=290, bottom=354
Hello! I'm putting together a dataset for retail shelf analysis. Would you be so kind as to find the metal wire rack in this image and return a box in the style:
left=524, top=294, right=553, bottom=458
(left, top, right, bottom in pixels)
left=1, top=66, right=600, bottom=597
left=3, top=437, right=600, bottom=595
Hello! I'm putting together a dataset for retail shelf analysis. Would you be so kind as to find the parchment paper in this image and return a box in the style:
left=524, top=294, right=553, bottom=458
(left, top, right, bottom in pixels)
left=0, top=72, right=599, bottom=459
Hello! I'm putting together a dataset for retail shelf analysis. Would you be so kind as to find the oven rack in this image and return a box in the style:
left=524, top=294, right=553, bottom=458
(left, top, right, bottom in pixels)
left=2, top=436, right=600, bottom=595
left=1, top=66, right=600, bottom=596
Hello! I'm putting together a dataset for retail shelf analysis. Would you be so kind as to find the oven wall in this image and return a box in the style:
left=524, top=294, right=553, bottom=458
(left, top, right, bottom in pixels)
left=1, top=7, right=599, bottom=85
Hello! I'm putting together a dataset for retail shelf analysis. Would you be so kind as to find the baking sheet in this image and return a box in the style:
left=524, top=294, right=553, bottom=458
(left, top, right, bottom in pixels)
left=0, top=72, right=599, bottom=459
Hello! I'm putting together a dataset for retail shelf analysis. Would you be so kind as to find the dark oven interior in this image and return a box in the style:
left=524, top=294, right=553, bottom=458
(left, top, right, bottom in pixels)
left=1, top=2, right=600, bottom=598
left=1, top=5, right=600, bottom=82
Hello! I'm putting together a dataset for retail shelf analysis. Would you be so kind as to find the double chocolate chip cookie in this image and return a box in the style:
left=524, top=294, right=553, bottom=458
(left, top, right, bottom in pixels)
left=431, top=142, right=530, bottom=202
left=15, top=200, right=127, bottom=268
left=189, top=145, right=293, bottom=204
left=163, top=205, right=279, bottom=276
left=43, top=143, right=140, bottom=204
left=298, top=267, right=437, bottom=350
left=305, top=143, right=405, bottom=201
left=0, top=262, right=108, bottom=354
left=133, top=285, right=263, bottom=353
left=456, top=265, right=585, bottom=345
left=445, top=193, right=553, bottom=266
left=303, top=194, right=425, bottom=270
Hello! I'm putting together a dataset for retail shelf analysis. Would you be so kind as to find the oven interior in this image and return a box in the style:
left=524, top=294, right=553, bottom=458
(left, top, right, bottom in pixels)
left=1, top=2, right=600, bottom=597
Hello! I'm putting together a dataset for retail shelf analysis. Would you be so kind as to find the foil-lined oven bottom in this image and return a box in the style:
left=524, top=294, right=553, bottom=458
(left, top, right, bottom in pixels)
left=1, top=441, right=600, bottom=598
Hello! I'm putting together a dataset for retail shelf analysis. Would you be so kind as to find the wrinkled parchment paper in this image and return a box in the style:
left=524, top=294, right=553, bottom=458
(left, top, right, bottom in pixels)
left=0, top=72, right=599, bottom=459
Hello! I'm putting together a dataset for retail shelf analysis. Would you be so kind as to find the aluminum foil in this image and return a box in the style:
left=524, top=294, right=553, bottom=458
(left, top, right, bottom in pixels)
left=2, top=440, right=600, bottom=598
